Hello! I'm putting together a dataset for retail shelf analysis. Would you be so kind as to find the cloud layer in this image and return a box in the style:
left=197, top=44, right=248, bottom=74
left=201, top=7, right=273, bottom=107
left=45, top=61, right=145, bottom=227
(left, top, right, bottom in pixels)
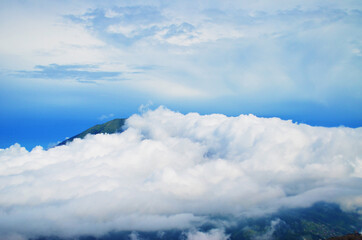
left=0, top=107, right=361, bottom=239
left=1, top=1, right=361, bottom=100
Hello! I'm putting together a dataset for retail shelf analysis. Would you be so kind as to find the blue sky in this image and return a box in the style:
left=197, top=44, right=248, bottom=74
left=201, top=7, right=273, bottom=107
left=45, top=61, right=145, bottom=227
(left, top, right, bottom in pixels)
left=0, top=0, right=361, bottom=149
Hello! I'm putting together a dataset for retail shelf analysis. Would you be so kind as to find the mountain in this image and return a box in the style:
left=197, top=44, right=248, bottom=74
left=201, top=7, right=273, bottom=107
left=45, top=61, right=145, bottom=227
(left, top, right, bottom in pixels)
left=57, top=118, right=126, bottom=146
left=32, top=202, right=362, bottom=240
left=226, top=202, right=362, bottom=240
left=327, top=233, right=362, bottom=240
left=51, top=119, right=362, bottom=239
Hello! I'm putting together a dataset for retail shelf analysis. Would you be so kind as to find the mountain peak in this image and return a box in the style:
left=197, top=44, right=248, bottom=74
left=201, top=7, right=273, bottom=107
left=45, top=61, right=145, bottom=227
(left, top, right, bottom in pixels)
left=57, top=118, right=126, bottom=146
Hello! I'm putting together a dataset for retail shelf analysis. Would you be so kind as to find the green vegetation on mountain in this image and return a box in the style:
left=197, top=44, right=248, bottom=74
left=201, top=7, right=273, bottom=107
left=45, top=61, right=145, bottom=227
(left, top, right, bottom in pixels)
left=227, top=202, right=362, bottom=240
left=33, top=202, right=362, bottom=240
left=57, top=118, right=126, bottom=146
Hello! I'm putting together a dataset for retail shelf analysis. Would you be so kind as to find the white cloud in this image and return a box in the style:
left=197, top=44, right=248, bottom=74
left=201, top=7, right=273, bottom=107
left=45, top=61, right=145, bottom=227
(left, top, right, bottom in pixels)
left=107, top=24, right=145, bottom=38
left=123, top=78, right=208, bottom=98
left=186, top=228, right=230, bottom=240
left=154, top=23, right=245, bottom=46
left=252, top=219, right=281, bottom=240
left=129, top=232, right=141, bottom=240
left=0, top=1, right=107, bottom=70
left=0, top=107, right=361, bottom=238
left=98, top=113, right=115, bottom=121
left=1, top=1, right=361, bottom=104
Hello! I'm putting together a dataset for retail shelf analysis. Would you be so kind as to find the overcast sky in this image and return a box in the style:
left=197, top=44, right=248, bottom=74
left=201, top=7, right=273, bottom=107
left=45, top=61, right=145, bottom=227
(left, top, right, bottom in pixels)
left=0, top=0, right=361, bottom=149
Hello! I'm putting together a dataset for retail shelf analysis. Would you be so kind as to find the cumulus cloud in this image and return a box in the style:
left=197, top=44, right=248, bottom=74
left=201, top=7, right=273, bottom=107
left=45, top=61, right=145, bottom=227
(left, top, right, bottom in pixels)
left=0, top=107, right=361, bottom=238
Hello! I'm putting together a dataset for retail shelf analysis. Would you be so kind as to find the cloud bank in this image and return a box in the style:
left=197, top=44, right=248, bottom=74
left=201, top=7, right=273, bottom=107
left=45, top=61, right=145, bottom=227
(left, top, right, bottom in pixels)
left=0, top=107, right=361, bottom=239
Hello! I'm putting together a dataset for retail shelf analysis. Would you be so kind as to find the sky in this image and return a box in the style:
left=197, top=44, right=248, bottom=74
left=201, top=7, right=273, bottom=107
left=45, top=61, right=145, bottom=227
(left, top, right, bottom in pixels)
left=0, top=0, right=361, bottom=148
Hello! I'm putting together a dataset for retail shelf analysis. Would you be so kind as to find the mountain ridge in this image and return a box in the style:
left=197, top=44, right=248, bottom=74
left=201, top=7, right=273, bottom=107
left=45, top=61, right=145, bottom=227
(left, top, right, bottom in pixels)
left=57, top=118, right=126, bottom=146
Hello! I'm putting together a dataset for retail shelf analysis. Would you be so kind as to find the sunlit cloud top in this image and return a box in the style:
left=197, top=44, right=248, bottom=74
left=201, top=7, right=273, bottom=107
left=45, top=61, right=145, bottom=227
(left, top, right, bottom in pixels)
left=1, top=107, right=361, bottom=239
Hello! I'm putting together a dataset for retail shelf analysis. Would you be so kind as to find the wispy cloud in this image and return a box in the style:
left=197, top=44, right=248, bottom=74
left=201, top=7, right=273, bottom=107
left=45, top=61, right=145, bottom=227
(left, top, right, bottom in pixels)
left=16, top=64, right=123, bottom=83
left=45, top=2, right=362, bottom=102
left=98, top=113, right=115, bottom=121
left=185, top=228, right=230, bottom=240
left=0, top=0, right=361, bottom=129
